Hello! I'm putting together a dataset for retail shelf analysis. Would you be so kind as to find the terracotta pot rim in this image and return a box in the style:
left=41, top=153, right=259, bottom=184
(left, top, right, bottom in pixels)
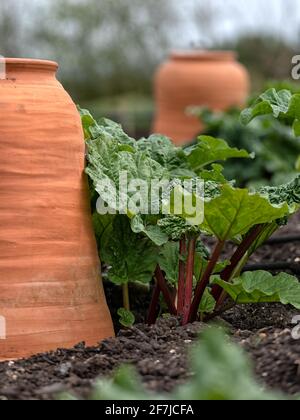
left=3, top=58, right=59, bottom=71
left=170, top=50, right=236, bottom=62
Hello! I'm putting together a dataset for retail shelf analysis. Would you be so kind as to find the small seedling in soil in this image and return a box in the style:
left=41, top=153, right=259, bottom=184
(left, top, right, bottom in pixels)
left=117, top=308, right=135, bottom=328
left=80, top=88, right=300, bottom=327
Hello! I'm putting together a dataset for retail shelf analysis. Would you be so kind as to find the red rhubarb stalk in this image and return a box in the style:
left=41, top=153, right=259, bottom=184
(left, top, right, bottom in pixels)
left=155, top=266, right=177, bottom=316
left=182, top=237, right=196, bottom=325
left=188, top=240, right=225, bottom=323
left=212, top=224, right=265, bottom=301
left=147, top=281, right=161, bottom=325
left=177, top=236, right=187, bottom=317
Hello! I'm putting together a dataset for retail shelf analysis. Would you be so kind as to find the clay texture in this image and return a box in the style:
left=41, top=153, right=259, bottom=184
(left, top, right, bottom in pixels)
left=0, top=58, right=114, bottom=360
left=153, top=51, right=250, bottom=145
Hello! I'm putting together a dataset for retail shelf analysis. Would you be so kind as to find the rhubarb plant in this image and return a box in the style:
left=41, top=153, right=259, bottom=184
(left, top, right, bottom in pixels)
left=241, top=88, right=300, bottom=136
left=80, top=90, right=300, bottom=327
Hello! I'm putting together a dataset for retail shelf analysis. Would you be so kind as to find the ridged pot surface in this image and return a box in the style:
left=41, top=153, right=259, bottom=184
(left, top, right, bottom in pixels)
left=0, top=58, right=114, bottom=360
left=153, top=51, right=250, bottom=145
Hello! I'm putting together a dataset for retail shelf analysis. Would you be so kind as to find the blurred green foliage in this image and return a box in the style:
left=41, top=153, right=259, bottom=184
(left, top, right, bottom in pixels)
left=64, top=328, right=286, bottom=401
left=194, top=82, right=300, bottom=187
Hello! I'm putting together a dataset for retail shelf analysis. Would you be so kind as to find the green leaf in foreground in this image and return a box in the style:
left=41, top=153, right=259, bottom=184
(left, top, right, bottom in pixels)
left=117, top=308, right=135, bottom=328
left=82, top=328, right=284, bottom=401
left=214, top=271, right=300, bottom=309
left=201, top=184, right=289, bottom=241
left=186, top=135, right=252, bottom=172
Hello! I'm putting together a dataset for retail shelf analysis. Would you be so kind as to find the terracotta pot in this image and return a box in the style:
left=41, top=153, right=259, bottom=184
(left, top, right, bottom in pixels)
left=153, top=51, right=250, bottom=145
left=0, top=58, right=114, bottom=360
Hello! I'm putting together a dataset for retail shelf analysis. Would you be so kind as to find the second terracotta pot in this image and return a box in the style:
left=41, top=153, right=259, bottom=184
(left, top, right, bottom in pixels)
left=0, top=58, right=114, bottom=360
left=153, top=51, right=250, bottom=145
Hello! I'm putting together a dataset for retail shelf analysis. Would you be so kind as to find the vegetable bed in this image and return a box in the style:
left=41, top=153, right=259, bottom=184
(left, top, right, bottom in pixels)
left=0, top=215, right=299, bottom=400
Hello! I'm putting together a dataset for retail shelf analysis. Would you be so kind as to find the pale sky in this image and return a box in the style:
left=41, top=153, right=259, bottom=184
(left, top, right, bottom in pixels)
left=19, top=0, right=300, bottom=49
left=176, top=0, right=300, bottom=47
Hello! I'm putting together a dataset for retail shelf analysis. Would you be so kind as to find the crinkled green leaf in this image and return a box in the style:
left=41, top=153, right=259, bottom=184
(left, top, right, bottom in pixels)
left=86, top=133, right=169, bottom=214
left=204, top=181, right=222, bottom=200
left=196, top=241, right=210, bottom=260
left=214, top=271, right=300, bottom=308
left=136, top=134, right=189, bottom=176
left=241, top=89, right=292, bottom=124
left=241, top=89, right=300, bottom=136
left=96, top=118, right=135, bottom=146
left=259, top=175, right=300, bottom=211
left=117, top=308, right=135, bottom=328
left=79, top=107, right=135, bottom=145
left=101, top=216, right=157, bottom=285
left=186, top=136, right=252, bottom=172
left=201, top=184, right=289, bottom=241
left=158, top=216, right=201, bottom=241
left=131, top=215, right=169, bottom=246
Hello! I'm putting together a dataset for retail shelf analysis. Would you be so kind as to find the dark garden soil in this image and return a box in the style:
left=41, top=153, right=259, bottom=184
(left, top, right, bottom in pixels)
left=0, top=215, right=300, bottom=400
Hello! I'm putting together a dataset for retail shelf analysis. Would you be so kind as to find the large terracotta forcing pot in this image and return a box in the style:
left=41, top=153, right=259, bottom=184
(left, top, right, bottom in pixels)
left=153, top=51, right=250, bottom=145
left=0, top=58, right=114, bottom=360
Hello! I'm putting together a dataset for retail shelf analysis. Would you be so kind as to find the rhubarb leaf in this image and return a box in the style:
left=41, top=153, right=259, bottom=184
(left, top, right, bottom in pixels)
left=201, top=185, right=289, bottom=241
left=241, top=89, right=300, bottom=136
left=118, top=308, right=135, bottom=328
left=200, top=164, right=229, bottom=184
left=136, top=134, right=189, bottom=176
left=79, top=107, right=135, bottom=145
left=92, top=213, right=115, bottom=251
left=186, top=136, right=252, bottom=172
left=131, top=215, right=169, bottom=246
left=158, top=242, right=179, bottom=285
left=259, top=175, right=300, bottom=211
left=101, top=216, right=158, bottom=285
left=199, top=290, right=216, bottom=315
left=86, top=133, right=168, bottom=214
left=158, top=216, right=201, bottom=241
left=241, top=89, right=292, bottom=124
left=214, top=271, right=300, bottom=309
